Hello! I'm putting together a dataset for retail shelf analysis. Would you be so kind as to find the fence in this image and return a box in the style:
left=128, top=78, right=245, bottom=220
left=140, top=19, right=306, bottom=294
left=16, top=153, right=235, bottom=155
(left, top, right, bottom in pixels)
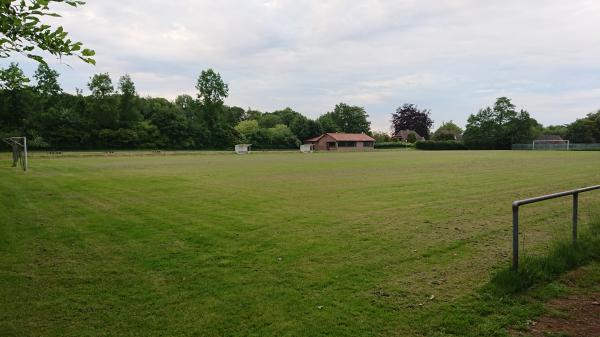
left=512, top=143, right=600, bottom=151
left=512, top=185, right=600, bottom=269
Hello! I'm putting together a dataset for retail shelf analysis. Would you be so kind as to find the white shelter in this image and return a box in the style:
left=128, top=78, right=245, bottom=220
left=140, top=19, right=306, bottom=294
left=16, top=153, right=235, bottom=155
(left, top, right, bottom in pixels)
left=235, top=144, right=252, bottom=154
left=300, top=144, right=314, bottom=153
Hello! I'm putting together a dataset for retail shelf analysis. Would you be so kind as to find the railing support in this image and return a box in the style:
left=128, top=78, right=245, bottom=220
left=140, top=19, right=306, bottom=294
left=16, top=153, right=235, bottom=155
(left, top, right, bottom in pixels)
left=573, top=193, right=578, bottom=245
left=512, top=205, right=519, bottom=270
left=511, top=185, right=600, bottom=270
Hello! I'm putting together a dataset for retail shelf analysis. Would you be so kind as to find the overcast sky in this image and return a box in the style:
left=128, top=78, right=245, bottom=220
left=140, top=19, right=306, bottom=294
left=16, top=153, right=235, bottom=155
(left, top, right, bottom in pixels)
left=8, top=0, right=600, bottom=131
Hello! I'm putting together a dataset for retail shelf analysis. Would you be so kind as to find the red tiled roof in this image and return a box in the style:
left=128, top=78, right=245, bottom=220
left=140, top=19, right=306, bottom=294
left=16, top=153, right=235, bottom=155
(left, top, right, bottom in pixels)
left=305, top=135, right=323, bottom=142
left=305, top=133, right=375, bottom=142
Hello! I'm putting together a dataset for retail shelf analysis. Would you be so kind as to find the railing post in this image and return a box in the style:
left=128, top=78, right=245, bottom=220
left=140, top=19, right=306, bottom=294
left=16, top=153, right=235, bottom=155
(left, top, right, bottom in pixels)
left=512, top=204, right=519, bottom=270
left=573, top=193, right=578, bottom=245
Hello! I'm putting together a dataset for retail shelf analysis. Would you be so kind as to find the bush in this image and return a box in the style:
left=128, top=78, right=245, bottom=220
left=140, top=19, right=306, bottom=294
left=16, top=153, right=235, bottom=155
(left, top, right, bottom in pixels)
left=415, top=140, right=467, bottom=150
left=374, top=142, right=414, bottom=149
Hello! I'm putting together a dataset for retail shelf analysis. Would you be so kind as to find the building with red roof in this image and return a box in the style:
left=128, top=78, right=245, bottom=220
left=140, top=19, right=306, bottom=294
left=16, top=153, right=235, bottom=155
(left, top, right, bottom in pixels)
left=304, top=133, right=375, bottom=151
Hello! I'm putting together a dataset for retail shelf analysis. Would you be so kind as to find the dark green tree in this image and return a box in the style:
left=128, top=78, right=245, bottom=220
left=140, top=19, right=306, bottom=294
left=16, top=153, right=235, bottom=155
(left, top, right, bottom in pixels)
left=432, top=121, right=463, bottom=141
left=118, top=74, right=141, bottom=125
left=34, top=63, right=61, bottom=97
left=319, top=103, right=370, bottom=134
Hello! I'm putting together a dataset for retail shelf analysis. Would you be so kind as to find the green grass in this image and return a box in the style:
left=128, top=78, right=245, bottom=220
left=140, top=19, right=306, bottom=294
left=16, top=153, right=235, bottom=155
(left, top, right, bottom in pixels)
left=1, top=150, right=600, bottom=336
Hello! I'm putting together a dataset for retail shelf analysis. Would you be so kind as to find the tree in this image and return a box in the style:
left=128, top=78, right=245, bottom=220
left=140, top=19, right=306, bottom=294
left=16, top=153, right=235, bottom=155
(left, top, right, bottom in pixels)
left=0, top=0, right=95, bottom=64
left=432, top=121, right=463, bottom=141
left=463, top=97, right=539, bottom=149
left=34, top=63, right=62, bottom=97
left=319, top=103, right=370, bottom=134
left=372, top=131, right=392, bottom=143
left=118, top=74, right=141, bottom=125
left=566, top=111, right=600, bottom=143
left=87, top=73, right=118, bottom=128
left=0, top=62, right=30, bottom=90
left=88, top=73, right=114, bottom=98
left=391, top=104, right=433, bottom=139
left=196, top=69, right=228, bottom=107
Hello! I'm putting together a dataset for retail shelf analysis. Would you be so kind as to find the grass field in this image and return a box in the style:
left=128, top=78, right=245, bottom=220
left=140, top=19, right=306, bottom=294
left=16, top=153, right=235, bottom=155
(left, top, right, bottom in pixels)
left=1, top=150, right=600, bottom=336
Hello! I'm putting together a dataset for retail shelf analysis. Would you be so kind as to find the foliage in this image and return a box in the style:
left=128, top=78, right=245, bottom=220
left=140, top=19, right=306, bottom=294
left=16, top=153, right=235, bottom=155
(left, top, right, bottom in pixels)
left=33, top=62, right=61, bottom=97
left=566, top=111, right=600, bottom=143
left=0, top=0, right=95, bottom=64
left=406, top=132, right=417, bottom=143
left=374, top=141, right=413, bottom=149
left=415, top=140, right=467, bottom=150
left=0, top=62, right=30, bottom=90
left=372, top=131, right=392, bottom=143
left=391, top=103, right=433, bottom=139
left=432, top=121, right=463, bottom=141
left=196, top=68, right=228, bottom=107
left=463, top=97, right=540, bottom=149
left=541, top=124, right=568, bottom=139
left=318, top=102, right=371, bottom=134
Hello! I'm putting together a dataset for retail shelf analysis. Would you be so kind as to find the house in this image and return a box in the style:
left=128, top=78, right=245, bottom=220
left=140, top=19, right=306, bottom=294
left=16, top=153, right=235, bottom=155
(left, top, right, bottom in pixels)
left=535, top=135, right=564, bottom=144
left=304, top=133, right=376, bottom=151
left=392, top=130, right=425, bottom=142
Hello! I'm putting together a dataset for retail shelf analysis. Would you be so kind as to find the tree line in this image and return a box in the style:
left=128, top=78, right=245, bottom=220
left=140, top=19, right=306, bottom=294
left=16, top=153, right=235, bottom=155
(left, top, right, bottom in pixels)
left=0, top=63, right=370, bottom=150
left=1, top=62, right=599, bottom=151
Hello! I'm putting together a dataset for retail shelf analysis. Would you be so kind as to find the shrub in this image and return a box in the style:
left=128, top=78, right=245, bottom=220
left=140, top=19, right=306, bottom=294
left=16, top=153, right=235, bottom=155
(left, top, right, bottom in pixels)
left=374, top=142, right=414, bottom=149
left=406, top=133, right=417, bottom=143
left=415, top=140, right=467, bottom=150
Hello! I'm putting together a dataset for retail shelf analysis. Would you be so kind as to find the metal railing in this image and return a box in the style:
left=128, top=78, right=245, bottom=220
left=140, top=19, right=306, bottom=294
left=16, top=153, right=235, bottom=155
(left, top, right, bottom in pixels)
left=512, top=185, right=600, bottom=270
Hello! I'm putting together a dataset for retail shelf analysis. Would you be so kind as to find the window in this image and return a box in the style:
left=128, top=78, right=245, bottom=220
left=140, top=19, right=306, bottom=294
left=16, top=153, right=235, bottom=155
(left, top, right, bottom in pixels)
left=363, top=142, right=374, bottom=147
left=338, top=141, right=357, bottom=147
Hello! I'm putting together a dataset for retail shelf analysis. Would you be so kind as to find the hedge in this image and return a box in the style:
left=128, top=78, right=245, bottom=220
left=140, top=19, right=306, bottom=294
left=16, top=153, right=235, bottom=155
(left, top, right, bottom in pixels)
left=415, top=140, right=467, bottom=150
left=374, top=142, right=414, bottom=149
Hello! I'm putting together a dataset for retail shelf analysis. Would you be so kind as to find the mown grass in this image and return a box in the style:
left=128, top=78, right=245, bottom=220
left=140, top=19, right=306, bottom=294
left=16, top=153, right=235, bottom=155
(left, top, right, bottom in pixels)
left=412, top=216, right=600, bottom=337
left=1, top=150, right=600, bottom=336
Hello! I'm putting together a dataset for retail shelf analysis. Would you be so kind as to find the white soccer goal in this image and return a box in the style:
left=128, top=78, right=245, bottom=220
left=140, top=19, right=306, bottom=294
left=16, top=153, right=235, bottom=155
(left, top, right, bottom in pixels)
left=3, top=137, right=28, bottom=171
left=532, top=139, right=570, bottom=151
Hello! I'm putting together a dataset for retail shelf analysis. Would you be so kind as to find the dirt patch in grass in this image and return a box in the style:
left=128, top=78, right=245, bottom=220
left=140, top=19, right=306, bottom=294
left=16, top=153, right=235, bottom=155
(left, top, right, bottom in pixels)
left=512, top=268, right=600, bottom=337
left=527, top=294, right=600, bottom=337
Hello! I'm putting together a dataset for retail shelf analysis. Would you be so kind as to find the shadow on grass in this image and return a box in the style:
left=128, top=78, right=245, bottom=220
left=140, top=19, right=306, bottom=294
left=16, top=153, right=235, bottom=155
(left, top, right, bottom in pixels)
left=415, top=217, right=600, bottom=337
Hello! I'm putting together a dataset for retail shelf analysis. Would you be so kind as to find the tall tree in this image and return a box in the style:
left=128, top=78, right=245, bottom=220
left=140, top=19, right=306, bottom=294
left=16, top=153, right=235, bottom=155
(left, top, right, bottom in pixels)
left=34, top=63, right=62, bottom=97
left=463, top=97, right=539, bottom=149
left=391, top=104, right=433, bottom=139
left=118, top=74, right=141, bottom=125
left=87, top=73, right=118, bottom=129
left=319, top=103, right=370, bottom=134
left=196, top=69, right=228, bottom=107
left=432, top=121, right=463, bottom=141
left=0, top=62, right=30, bottom=90
left=88, top=73, right=114, bottom=98
left=0, top=0, right=95, bottom=64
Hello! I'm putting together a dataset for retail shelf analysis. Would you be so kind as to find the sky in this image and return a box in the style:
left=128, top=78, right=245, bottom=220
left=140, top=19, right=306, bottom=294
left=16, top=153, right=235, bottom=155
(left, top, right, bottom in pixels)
left=7, top=0, right=600, bottom=132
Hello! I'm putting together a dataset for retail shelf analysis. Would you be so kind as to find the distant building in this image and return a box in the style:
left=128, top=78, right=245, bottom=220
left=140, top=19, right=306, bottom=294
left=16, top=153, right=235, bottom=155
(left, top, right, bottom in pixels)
left=304, top=133, right=375, bottom=151
left=392, top=130, right=425, bottom=142
left=535, top=135, right=564, bottom=144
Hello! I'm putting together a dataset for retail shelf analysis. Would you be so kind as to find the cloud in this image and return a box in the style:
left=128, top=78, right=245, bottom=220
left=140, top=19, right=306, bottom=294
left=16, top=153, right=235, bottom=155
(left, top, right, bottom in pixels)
left=5, top=0, right=600, bottom=131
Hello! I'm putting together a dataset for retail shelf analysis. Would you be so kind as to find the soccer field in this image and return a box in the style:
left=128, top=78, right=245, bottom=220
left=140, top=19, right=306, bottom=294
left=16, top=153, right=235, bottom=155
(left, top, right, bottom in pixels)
left=1, top=150, right=600, bottom=336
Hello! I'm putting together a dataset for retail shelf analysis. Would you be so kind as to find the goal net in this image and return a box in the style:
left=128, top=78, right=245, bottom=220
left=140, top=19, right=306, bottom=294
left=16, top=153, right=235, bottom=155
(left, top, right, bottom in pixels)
left=532, top=139, right=570, bottom=151
left=3, top=137, right=28, bottom=171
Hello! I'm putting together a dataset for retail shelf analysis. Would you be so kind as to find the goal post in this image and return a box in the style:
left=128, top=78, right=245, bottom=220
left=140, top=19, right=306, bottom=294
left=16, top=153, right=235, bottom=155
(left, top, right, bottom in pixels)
left=3, top=137, right=28, bottom=171
left=532, top=139, right=570, bottom=151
